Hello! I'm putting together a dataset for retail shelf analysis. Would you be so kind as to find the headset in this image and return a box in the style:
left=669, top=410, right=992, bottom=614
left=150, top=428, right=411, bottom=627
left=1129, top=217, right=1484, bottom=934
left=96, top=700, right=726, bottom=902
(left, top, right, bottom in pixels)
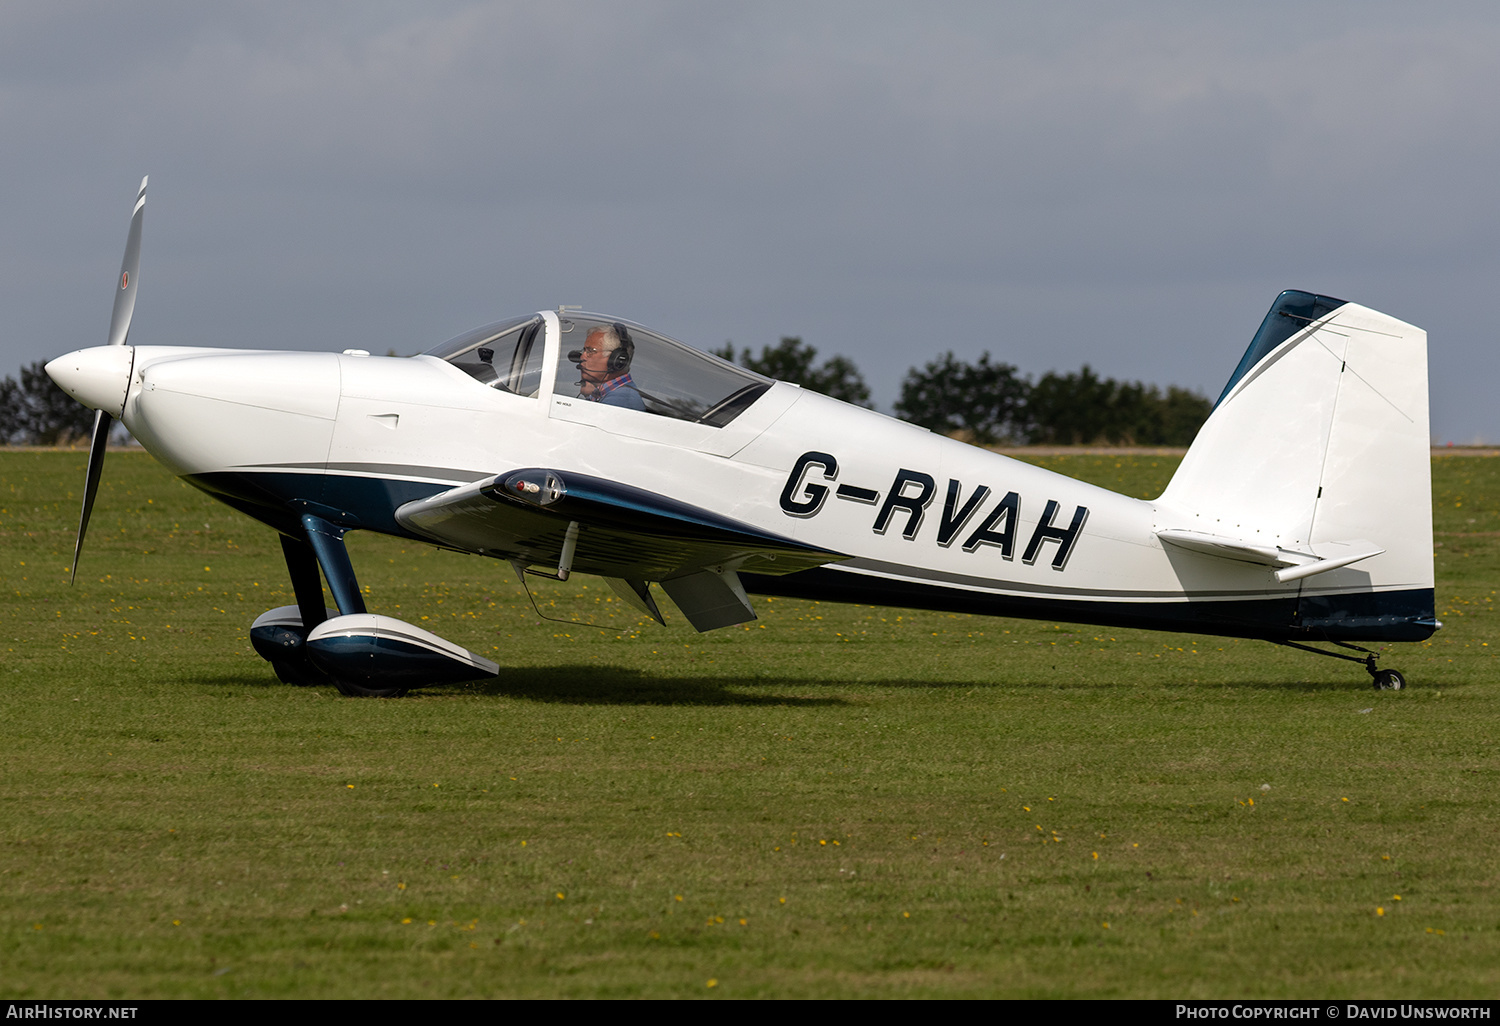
left=607, top=323, right=634, bottom=375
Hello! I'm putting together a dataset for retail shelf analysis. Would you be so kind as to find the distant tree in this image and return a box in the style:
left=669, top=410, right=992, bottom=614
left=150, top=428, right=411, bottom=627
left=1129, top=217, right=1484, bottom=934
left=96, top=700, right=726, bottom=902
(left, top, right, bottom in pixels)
left=892, top=352, right=1212, bottom=447
left=717, top=337, right=872, bottom=407
left=0, top=362, right=94, bottom=445
left=894, top=351, right=1028, bottom=445
left=1026, top=365, right=1120, bottom=445
left=0, top=375, right=20, bottom=444
left=1152, top=386, right=1214, bottom=446
left=1026, top=366, right=1211, bottom=445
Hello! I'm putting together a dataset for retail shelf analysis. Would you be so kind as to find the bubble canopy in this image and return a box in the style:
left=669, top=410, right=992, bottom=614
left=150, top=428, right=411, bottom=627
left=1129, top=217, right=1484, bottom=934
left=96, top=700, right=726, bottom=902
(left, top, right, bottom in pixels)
left=427, top=312, right=772, bottom=427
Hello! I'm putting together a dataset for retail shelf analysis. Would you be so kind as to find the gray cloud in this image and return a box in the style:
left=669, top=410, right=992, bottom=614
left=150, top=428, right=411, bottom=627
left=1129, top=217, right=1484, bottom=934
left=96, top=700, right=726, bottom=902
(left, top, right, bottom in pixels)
left=4, top=1, right=1498, bottom=441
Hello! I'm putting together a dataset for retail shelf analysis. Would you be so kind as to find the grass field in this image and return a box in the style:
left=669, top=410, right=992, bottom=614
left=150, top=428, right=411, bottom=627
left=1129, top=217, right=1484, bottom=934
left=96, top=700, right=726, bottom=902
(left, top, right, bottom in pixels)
left=1, top=449, right=1496, bottom=998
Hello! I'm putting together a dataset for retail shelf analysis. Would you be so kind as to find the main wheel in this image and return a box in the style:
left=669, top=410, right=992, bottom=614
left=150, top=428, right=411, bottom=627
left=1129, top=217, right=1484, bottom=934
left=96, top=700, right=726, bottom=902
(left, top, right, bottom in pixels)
left=1372, top=669, right=1406, bottom=691
left=331, top=677, right=409, bottom=699
left=270, top=658, right=329, bottom=687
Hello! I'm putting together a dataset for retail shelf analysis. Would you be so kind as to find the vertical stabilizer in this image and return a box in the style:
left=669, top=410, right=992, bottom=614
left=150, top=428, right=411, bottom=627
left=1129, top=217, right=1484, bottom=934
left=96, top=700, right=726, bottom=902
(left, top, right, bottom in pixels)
left=1158, top=291, right=1434, bottom=637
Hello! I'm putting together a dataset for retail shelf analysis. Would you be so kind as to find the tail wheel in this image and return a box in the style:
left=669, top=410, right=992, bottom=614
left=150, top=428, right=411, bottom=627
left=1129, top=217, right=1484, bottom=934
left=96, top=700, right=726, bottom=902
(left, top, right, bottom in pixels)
left=1372, top=669, right=1406, bottom=691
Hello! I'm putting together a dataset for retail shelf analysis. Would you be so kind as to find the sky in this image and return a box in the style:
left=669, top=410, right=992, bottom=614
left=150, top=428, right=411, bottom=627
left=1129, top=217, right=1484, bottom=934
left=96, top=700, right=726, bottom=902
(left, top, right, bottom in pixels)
left=4, top=1, right=1499, bottom=442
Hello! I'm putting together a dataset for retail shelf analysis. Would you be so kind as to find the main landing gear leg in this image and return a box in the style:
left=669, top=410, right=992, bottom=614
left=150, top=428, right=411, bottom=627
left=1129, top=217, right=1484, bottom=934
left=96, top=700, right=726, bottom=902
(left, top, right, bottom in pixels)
left=283, top=533, right=330, bottom=631
left=1274, top=640, right=1406, bottom=691
left=252, top=515, right=499, bottom=699
left=297, top=514, right=408, bottom=698
left=249, top=533, right=337, bottom=687
left=300, top=514, right=365, bottom=616
left=251, top=515, right=399, bottom=695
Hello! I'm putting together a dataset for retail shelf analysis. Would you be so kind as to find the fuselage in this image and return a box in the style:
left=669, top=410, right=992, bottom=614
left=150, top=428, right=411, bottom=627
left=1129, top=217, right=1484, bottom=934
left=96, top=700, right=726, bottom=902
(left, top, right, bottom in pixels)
left=50, top=308, right=1437, bottom=644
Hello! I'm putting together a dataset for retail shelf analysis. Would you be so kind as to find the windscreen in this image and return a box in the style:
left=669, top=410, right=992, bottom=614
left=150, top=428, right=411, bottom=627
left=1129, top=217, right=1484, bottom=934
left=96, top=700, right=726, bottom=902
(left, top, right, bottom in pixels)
left=426, top=315, right=545, bottom=396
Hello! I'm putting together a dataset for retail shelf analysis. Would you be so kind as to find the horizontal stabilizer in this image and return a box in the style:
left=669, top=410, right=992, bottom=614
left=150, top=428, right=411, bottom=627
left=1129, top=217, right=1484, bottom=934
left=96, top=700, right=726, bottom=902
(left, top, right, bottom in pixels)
left=1157, top=529, right=1289, bottom=566
left=1158, top=529, right=1383, bottom=582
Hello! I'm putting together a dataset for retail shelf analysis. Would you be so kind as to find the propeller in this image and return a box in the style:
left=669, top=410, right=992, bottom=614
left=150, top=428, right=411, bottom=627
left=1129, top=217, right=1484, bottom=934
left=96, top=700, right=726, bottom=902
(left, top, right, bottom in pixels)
left=70, top=176, right=147, bottom=583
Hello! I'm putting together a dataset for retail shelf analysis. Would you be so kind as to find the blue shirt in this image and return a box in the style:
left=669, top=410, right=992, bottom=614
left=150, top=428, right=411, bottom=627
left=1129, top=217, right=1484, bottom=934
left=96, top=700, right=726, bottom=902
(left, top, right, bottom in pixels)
left=589, top=373, right=646, bottom=411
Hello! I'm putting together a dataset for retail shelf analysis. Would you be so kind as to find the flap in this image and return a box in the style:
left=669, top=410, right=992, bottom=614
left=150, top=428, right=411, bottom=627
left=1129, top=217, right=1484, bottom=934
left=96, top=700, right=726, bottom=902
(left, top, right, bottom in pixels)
left=660, top=569, right=757, bottom=631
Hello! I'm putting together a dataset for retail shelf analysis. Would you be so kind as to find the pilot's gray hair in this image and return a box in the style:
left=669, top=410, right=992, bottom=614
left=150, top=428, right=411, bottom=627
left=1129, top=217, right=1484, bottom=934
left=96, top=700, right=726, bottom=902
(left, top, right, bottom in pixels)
left=587, top=324, right=622, bottom=351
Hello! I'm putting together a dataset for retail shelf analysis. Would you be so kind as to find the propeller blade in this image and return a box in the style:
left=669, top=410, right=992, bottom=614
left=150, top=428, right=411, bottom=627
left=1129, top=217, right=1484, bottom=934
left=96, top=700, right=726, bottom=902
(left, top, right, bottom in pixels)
left=107, top=176, right=147, bottom=348
left=70, top=409, right=113, bottom=584
left=71, top=175, right=147, bottom=583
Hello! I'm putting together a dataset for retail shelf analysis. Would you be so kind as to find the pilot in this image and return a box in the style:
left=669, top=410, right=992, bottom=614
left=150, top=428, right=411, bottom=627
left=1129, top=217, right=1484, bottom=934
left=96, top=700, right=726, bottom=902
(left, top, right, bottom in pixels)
left=573, top=323, right=646, bottom=410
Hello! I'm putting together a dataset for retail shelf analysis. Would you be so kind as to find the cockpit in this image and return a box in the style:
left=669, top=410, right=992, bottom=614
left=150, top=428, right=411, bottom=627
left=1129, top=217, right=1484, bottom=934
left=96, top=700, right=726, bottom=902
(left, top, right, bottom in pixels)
left=425, top=312, right=773, bottom=428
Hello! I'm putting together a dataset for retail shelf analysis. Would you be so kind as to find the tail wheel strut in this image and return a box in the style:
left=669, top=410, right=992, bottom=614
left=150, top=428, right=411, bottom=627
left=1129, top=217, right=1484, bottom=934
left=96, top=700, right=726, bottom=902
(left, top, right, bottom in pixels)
left=1274, top=640, right=1406, bottom=690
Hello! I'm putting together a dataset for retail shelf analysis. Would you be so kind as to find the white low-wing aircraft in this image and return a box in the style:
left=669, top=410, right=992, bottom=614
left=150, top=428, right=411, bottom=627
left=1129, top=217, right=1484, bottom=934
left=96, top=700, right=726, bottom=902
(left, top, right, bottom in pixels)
left=47, top=179, right=1438, bottom=695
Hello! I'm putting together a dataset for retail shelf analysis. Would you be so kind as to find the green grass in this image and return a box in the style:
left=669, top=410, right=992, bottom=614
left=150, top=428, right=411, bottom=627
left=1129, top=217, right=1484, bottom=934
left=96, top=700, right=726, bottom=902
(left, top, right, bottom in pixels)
left=1, top=449, right=1496, bottom=998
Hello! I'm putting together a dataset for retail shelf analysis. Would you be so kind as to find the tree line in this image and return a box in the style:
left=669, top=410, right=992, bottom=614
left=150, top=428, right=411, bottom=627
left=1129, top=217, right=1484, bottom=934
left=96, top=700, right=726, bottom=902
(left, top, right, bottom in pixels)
left=2, top=340, right=1212, bottom=447
left=720, top=337, right=1212, bottom=446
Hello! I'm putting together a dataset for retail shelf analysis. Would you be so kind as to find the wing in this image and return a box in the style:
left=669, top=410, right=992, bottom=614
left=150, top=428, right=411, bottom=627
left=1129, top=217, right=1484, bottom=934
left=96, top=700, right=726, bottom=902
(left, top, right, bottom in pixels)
left=394, top=467, right=845, bottom=629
